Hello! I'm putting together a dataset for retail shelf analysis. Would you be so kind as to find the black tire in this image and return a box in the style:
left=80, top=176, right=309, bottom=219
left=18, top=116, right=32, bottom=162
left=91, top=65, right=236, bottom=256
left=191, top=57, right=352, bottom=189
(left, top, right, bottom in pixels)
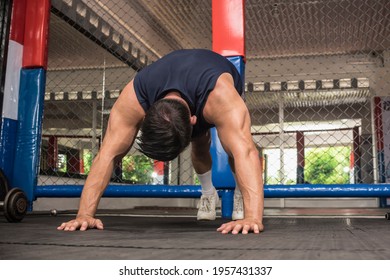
left=4, top=188, right=28, bottom=222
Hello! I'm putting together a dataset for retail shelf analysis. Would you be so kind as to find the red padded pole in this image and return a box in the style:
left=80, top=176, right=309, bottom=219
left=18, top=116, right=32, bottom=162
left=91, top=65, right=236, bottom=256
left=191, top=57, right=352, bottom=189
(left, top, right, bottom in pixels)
left=22, top=0, right=51, bottom=69
left=212, top=0, right=245, bottom=58
left=10, top=0, right=27, bottom=45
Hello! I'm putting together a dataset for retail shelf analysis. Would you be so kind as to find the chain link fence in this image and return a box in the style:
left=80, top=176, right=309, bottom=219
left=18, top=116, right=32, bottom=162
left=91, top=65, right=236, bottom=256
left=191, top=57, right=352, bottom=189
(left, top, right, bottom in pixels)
left=40, top=0, right=390, bottom=189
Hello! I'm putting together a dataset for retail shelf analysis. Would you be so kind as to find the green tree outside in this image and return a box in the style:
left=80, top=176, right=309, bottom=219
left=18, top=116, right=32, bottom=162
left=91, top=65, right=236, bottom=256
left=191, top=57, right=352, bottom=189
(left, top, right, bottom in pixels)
left=122, top=155, right=154, bottom=184
left=83, top=151, right=154, bottom=184
left=82, top=151, right=93, bottom=174
left=305, top=146, right=351, bottom=184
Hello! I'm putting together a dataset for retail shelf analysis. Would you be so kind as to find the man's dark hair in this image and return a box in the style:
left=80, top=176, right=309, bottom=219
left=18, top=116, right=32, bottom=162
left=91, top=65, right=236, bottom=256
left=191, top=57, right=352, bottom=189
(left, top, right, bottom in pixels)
left=137, top=98, right=192, bottom=161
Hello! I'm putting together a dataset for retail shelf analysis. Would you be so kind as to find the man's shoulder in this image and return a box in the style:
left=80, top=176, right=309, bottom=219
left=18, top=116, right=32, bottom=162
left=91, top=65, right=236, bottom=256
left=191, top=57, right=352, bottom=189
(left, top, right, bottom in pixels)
left=209, top=73, right=238, bottom=100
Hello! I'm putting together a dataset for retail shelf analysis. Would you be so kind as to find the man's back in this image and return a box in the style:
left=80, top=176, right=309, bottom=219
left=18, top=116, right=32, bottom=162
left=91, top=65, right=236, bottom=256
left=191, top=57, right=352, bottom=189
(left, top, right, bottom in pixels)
left=133, top=49, right=243, bottom=137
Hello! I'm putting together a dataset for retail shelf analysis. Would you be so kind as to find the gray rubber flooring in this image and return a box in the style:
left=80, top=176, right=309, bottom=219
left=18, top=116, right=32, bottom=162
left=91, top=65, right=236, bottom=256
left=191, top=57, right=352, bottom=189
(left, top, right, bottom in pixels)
left=0, top=209, right=390, bottom=260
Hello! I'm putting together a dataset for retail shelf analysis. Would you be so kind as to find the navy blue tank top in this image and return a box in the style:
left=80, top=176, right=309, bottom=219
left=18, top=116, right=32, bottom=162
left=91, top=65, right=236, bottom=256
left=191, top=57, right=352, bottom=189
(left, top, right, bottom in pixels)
left=133, top=49, right=243, bottom=138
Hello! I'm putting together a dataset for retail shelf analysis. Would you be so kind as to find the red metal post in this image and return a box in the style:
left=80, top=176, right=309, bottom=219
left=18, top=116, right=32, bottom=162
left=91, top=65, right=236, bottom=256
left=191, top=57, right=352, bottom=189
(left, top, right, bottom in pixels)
left=212, top=0, right=245, bottom=58
left=22, top=0, right=51, bottom=69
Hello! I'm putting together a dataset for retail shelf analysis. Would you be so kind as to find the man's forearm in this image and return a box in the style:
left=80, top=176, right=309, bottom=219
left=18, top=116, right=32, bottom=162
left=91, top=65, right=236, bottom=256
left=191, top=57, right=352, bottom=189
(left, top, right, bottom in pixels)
left=77, top=155, right=115, bottom=217
left=235, top=150, right=264, bottom=222
left=242, top=185, right=264, bottom=221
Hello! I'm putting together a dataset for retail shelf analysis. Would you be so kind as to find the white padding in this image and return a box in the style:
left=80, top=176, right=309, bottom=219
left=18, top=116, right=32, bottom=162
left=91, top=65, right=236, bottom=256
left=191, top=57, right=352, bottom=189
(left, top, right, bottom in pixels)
left=3, top=40, right=23, bottom=120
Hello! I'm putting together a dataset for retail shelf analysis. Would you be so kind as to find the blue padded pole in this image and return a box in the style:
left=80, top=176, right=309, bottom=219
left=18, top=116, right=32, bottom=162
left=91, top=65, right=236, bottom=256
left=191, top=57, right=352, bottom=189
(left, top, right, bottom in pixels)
left=0, top=119, right=18, bottom=182
left=220, top=189, right=234, bottom=218
left=12, top=68, right=46, bottom=208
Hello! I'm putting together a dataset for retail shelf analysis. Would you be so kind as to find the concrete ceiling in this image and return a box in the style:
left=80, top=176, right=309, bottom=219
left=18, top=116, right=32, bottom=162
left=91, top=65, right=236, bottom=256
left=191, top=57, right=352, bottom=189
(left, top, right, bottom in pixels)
left=48, top=0, right=390, bottom=69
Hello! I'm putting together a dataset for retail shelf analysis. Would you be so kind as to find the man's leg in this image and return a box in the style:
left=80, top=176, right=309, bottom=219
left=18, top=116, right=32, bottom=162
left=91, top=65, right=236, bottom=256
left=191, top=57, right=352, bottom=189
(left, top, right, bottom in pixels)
left=191, top=131, right=219, bottom=220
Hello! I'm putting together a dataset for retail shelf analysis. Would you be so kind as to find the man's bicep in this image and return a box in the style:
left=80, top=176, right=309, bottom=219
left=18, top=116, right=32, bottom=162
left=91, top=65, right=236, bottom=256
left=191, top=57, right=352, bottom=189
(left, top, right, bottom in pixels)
left=215, top=106, right=253, bottom=157
left=100, top=104, right=143, bottom=159
left=106, top=117, right=142, bottom=159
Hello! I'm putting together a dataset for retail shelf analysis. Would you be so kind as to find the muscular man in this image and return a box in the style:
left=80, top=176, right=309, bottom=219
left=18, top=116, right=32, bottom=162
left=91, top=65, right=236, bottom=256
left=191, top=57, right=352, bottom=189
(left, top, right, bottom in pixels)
left=57, top=49, right=264, bottom=234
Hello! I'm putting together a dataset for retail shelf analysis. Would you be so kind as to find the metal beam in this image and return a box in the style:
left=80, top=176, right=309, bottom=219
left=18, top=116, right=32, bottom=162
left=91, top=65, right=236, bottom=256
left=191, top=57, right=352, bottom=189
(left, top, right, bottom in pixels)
left=35, top=184, right=390, bottom=198
left=51, top=0, right=148, bottom=70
